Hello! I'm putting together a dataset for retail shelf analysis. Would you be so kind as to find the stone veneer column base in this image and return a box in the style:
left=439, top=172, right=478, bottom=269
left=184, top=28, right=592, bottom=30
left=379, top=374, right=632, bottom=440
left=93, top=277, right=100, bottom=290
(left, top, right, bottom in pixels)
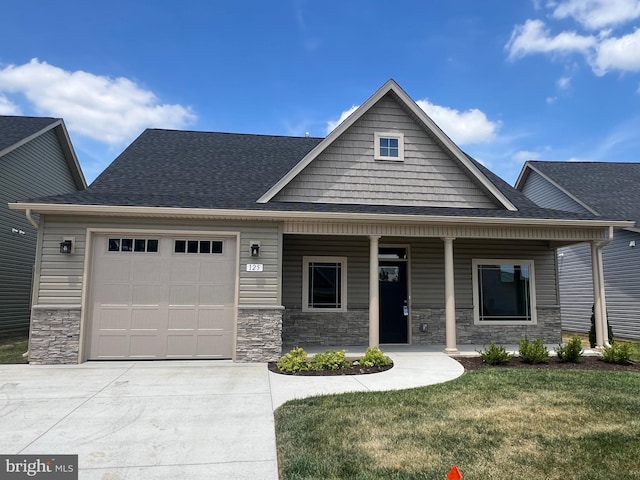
left=236, top=306, right=284, bottom=362
left=29, top=305, right=81, bottom=365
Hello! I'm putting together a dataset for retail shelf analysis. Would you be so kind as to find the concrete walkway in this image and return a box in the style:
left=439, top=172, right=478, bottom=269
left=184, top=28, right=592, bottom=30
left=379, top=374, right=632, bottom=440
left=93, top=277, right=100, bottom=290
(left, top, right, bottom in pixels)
left=0, top=352, right=463, bottom=480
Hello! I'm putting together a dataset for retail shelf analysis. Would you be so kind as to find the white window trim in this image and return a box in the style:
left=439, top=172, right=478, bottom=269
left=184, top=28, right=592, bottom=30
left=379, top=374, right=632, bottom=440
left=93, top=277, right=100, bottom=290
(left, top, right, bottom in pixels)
left=374, top=132, right=404, bottom=161
left=302, top=256, right=347, bottom=312
left=472, top=259, right=537, bottom=326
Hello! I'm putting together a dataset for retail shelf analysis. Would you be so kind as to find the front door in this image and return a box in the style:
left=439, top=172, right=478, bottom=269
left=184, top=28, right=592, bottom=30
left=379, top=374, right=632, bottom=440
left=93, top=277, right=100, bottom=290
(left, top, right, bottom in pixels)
left=379, top=259, right=408, bottom=344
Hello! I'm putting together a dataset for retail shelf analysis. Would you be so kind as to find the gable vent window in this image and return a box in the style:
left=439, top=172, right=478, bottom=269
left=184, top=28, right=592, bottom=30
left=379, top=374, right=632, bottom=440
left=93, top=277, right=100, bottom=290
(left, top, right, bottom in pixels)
left=108, top=238, right=158, bottom=253
left=174, top=239, right=223, bottom=254
left=374, top=132, right=404, bottom=161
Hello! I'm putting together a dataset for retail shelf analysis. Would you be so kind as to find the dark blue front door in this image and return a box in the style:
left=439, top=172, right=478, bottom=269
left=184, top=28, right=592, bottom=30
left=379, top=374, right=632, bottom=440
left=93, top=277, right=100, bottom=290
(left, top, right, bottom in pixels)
left=379, top=261, right=408, bottom=343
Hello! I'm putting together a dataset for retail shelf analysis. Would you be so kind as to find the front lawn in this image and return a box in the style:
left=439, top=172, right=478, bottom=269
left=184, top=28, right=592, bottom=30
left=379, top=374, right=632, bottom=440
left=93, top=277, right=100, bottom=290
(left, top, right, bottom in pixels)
left=275, top=369, right=640, bottom=479
left=0, top=333, right=28, bottom=363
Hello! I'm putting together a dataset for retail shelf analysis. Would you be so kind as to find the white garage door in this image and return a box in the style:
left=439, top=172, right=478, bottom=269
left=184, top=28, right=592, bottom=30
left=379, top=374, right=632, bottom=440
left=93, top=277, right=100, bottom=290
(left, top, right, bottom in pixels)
left=88, top=235, right=236, bottom=359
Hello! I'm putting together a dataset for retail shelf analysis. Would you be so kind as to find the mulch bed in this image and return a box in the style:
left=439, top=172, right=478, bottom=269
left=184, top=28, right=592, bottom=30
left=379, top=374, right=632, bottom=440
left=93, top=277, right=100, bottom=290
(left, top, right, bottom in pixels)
left=267, top=361, right=393, bottom=376
left=456, top=355, right=640, bottom=372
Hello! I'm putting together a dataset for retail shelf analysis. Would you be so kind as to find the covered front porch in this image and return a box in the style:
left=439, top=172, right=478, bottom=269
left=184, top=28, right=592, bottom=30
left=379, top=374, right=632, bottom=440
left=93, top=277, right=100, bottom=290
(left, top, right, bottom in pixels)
left=279, top=218, right=615, bottom=354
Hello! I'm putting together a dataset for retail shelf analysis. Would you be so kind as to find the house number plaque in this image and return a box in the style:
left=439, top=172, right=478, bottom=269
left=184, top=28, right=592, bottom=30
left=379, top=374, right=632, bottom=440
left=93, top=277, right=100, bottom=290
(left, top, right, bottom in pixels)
left=246, top=264, right=264, bottom=272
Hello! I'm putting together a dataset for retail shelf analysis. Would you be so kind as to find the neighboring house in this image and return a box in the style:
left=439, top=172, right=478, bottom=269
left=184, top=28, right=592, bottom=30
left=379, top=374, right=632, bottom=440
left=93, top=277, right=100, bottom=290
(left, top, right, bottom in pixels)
left=1, top=116, right=86, bottom=334
left=9, top=80, right=630, bottom=364
left=516, top=161, right=640, bottom=340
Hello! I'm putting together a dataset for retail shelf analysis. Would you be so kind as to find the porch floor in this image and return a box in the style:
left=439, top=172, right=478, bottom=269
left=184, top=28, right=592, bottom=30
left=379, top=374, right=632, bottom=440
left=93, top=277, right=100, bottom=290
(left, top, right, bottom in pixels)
left=285, top=344, right=602, bottom=357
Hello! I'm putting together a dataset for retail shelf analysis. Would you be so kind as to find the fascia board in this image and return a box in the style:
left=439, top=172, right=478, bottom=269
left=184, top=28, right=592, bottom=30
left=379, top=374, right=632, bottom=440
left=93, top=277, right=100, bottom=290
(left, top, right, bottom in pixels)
left=8, top=202, right=635, bottom=229
left=55, top=122, right=88, bottom=190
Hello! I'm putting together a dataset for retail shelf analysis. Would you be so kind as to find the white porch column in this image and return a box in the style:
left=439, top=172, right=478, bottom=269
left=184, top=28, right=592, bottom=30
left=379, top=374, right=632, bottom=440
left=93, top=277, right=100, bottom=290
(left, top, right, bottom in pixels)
left=596, top=244, right=610, bottom=348
left=591, top=241, right=605, bottom=349
left=443, top=237, right=459, bottom=354
left=369, top=235, right=380, bottom=347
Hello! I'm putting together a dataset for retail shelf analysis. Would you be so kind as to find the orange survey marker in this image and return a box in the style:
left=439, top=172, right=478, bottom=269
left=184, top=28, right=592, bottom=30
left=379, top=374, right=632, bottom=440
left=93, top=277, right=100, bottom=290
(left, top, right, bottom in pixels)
left=446, top=465, right=463, bottom=480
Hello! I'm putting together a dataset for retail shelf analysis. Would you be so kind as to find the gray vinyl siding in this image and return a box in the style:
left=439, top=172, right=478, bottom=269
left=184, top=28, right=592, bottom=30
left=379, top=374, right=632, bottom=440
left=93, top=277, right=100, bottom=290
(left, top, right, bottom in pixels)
left=282, top=235, right=557, bottom=310
left=0, top=130, right=80, bottom=332
left=520, top=170, right=591, bottom=214
left=557, top=243, right=593, bottom=333
left=34, top=216, right=282, bottom=307
left=558, top=232, right=640, bottom=339
left=275, top=94, right=497, bottom=208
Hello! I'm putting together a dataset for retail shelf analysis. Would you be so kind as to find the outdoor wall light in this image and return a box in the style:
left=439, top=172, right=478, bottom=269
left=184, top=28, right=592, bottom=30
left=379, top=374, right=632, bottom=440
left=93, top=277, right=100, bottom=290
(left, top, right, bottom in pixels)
left=630, top=240, right=636, bottom=248
left=60, top=240, right=73, bottom=254
left=250, top=241, right=261, bottom=257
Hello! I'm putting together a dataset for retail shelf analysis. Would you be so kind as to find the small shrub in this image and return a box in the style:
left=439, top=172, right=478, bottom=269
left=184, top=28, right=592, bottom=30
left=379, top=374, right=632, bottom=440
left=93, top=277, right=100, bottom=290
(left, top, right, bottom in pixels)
left=312, top=350, right=351, bottom=371
left=359, top=347, right=392, bottom=368
left=602, top=342, right=632, bottom=365
left=479, top=342, right=512, bottom=365
left=518, top=338, right=549, bottom=364
left=556, top=337, right=584, bottom=363
left=277, top=347, right=311, bottom=373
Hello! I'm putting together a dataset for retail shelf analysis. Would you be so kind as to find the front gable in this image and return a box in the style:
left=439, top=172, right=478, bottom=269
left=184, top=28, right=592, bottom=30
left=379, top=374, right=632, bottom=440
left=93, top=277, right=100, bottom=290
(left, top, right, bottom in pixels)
left=273, top=93, right=499, bottom=208
left=260, top=80, right=516, bottom=211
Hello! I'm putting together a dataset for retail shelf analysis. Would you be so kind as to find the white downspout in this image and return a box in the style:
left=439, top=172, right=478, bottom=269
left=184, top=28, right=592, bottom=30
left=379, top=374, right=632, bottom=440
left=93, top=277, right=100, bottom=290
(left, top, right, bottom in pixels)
left=25, top=208, right=39, bottom=229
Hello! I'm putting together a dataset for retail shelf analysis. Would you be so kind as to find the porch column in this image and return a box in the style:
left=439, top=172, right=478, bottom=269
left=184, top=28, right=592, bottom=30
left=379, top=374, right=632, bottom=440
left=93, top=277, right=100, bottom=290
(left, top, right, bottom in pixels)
left=369, top=235, right=380, bottom=347
left=443, top=237, right=459, bottom=354
left=596, top=243, right=611, bottom=348
left=590, top=241, right=605, bottom=349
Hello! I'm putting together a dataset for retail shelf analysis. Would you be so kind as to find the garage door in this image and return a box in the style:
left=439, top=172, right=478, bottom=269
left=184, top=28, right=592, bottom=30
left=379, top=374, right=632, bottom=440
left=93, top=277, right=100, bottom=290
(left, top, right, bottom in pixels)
left=88, top=235, right=236, bottom=359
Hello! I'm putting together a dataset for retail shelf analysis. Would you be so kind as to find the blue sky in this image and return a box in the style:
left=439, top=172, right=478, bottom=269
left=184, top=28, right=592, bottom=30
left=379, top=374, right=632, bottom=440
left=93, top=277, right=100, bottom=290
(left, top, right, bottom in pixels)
left=2, top=1, right=640, bottom=185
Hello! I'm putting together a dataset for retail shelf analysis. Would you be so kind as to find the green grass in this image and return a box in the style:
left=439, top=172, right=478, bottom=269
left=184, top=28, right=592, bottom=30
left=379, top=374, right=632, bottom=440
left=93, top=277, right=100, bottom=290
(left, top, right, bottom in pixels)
left=275, top=369, right=640, bottom=480
left=0, top=333, right=28, bottom=363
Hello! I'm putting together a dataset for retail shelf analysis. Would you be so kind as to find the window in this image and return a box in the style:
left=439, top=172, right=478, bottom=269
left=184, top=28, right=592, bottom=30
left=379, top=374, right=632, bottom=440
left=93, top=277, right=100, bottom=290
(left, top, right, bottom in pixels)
left=374, top=132, right=404, bottom=161
left=174, top=239, right=223, bottom=254
left=108, top=238, right=158, bottom=253
left=472, top=259, right=536, bottom=325
left=302, top=256, right=347, bottom=312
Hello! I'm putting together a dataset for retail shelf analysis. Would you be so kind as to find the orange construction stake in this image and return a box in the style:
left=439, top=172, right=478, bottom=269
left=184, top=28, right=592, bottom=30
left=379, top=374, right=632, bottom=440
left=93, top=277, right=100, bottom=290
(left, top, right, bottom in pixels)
left=446, top=465, right=463, bottom=480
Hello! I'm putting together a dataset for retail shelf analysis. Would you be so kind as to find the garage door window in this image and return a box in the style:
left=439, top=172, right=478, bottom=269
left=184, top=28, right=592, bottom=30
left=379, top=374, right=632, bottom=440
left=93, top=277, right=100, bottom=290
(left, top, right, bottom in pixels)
left=174, top=239, right=223, bottom=254
left=108, top=238, right=158, bottom=253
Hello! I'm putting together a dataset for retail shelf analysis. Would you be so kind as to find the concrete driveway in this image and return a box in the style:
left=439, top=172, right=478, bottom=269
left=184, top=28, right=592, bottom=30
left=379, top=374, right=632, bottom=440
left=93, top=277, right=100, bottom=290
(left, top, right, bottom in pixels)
left=0, top=361, right=278, bottom=480
left=0, top=353, right=463, bottom=479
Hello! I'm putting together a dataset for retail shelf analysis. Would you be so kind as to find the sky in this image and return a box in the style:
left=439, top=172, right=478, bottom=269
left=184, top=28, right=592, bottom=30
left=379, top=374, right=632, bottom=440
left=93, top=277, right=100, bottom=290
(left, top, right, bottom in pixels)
left=2, top=0, right=640, bottom=185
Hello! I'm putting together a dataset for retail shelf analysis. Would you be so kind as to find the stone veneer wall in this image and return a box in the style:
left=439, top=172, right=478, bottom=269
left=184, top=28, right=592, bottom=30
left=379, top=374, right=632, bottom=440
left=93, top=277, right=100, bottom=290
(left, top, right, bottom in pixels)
left=282, top=309, right=369, bottom=347
left=283, top=307, right=561, bottom=347
left=29, top=305, right=81, bottom=364
left=236, top=307, right=283, bottom=362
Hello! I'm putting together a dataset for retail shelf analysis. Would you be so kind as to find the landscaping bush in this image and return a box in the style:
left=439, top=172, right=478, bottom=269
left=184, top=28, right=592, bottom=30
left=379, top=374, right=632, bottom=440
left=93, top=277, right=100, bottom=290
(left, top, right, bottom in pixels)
left=312, top=350, right=351, bottom=371
left=358, top=346, right=392, bottom=368
left=602, top=342, right=632, bottom=365
left=277, top=347, right=311, bottom=373
left=555, top=336, right=584, bottom=363
left=589, top=304, right=615, bottom=348
left=518, top=338, right=549, bottom=364
left=479, top=342, right=512, bottom=365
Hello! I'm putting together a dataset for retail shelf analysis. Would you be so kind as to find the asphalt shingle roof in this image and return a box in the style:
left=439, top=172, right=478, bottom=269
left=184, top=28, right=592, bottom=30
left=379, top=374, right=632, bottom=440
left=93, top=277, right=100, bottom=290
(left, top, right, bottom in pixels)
left=529, top=161, right=640, bottom=223
left=27, top=128, right=611, bottom=222
left=0, top=116, right=59, bottom=154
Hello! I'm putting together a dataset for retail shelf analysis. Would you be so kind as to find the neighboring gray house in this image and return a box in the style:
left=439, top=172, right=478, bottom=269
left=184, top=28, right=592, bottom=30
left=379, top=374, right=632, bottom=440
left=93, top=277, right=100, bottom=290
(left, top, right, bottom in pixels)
left=1, top=116, right=86, bottom=333
left=10, top=80, right=630, bottom=364
left=516, top=161, right=640, bottom=339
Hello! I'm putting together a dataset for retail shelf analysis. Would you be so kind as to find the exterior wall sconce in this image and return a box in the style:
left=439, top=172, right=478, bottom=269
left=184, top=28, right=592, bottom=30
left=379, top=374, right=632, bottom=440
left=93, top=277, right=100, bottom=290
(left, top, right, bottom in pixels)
left=59, top=236, right=75, bottom=254
left=630, top=240, right=636, bottom=248
left=250, top=241, right=261, bottom=257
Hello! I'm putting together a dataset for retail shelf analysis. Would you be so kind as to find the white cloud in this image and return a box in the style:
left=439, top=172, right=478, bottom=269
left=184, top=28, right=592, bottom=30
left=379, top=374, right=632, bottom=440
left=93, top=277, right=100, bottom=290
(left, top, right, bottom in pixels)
left=551, top=0, right=640, bottom=30
left=0, top=59, right=195, bottom=145
left=591, top=28, right=640, bottom=74
left=546, top=96, right=558, bottom=103
left=506, top=19, right=597, bottom=59
left=0, top=94, right=20, bottom=115
left=512, top=150, right=541, bottom=162
left=557, top=76, right=572, bottom=89
left=326, top=104, right=359, bottom=134
left=416, top=99, right=500, bottom=145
